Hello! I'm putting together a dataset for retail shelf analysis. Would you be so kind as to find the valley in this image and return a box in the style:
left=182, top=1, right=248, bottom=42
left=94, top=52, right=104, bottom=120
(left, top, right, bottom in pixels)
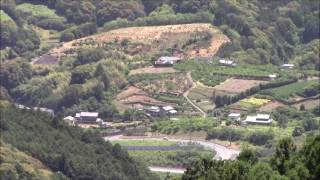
left=0, top=0, right=319, bottom=180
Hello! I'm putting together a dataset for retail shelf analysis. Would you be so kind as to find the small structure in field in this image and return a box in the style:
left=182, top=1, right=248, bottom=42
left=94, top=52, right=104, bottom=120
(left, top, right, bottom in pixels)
left=228, top=113, right=241, bottom=121
left=75, top=112, right=101, bottom=123
left=281, top=64, right=295, bottom=69
left=268, top=74, right=277, bottom=80
left=219, top=59, right=236, bottom=66
left=33, top=107, right=55, bottom=116
left=243, top=113, right=272, bottom=125
left=63, top=116, right=75, bottom=126
left=154, top=56, right=182, bottom=67
left=15, top=103, right=31, bottom=110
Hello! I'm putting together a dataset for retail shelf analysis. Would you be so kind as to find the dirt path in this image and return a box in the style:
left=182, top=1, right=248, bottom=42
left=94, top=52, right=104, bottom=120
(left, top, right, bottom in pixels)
left=183, top=72, right=207, bottom=117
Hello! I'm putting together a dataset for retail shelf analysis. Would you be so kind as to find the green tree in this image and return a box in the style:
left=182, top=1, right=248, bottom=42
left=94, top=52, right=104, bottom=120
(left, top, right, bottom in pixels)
left=271, top=138, right=296, bottom=174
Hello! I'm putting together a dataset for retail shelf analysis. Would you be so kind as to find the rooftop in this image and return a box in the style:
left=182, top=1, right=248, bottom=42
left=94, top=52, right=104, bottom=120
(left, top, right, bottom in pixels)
left=162, top=106, right=174, bottom=111
left=79, top=112, right=99, bottom=117
left=228, top=113, right=241, bottom=117
left=158, top=56, right=181, bottom=61
left=256, top=114, right=270, bottom=120
left=219, top=59, right=234, bottom=65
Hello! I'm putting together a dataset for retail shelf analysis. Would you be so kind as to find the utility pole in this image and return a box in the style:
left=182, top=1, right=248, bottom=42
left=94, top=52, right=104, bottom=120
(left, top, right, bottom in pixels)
left=189, top=116, right=192, bottom=144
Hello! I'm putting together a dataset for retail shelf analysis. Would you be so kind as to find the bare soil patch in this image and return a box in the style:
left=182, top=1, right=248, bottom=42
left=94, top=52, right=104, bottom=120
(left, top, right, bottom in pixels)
left=292, top=99, right=320, bottom=109
left=259, top=100, right=285, bottom=112
left=117, top=86, right=147, bottom=100
left=116, top=86, right=166, bottom=109
left=129, top=66, right=176, bottom=75
left=214, top=78, right=267, bottom=94
left=51, top=23, right=229, bottom=58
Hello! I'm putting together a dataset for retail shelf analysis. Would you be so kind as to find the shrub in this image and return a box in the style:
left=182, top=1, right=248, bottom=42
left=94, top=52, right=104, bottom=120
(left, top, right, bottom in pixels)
left=246, top=131, right=274, bottom=145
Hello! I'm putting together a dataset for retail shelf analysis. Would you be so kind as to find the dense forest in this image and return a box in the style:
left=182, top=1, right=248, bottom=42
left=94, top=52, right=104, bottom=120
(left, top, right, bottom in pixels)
left=183, top=135, right=320, bottom=180
left=0, top=106, right=156, bottom=180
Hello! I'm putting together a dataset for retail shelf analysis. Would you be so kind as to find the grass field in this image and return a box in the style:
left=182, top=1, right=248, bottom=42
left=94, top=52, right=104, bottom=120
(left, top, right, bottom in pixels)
left=152, top=117, right=217, bottom=134
left=240, top=97, right=270, bottom=107
left=16, top=3, right=64, bottom=19
left=175, top=60, right=284, bottom=78
left=129, top=150, right=213, bottom=167
left=188, top=86, right=215, bottom=112
left=153, top=172, right=182, bottom=180
left=111, top=140, right=177, bottom=146
left=0, top=142, right=53, bottom=179
left=261, top=80, right=319, bottom=100
left=0, top=10, right=15, bottom=24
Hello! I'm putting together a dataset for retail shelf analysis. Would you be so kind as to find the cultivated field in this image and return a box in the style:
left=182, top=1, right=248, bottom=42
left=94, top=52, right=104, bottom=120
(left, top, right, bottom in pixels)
left=134, top=73, right=192, bottom=95
left=129, top=66, right=176, bottom=75
left=259, top=100, right=285, bottom=112
left=213, top=78, right=266, bottom=94
left=188, top=86, right=215, bottom=112
left=116, top=86, right=165, bottom=106
left=261, top=80, right=319, bottom=100
left=51, top=23, right=229, bottom=58
left=292, top=99, right=320, bottom=110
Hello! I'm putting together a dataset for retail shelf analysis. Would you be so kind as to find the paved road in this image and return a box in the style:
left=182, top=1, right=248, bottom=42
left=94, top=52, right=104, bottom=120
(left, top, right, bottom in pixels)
left=149, top=166, right=186, bottom=174
left=105, top=135, right=240, bottom=160
left=183, top=72, right=207, bottom=117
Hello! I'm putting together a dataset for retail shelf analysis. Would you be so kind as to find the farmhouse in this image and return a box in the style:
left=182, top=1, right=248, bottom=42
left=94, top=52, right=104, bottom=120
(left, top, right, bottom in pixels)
left=219, top=59, right=236, bottom=66
left=281, top=64, right=295, bottom=69
left=162, top=106, right=177, bottom=115
left=243, top=113, right=273, bottom=125
left=228, top=113, right=241, bottom=121
left=144, top=106, right=161, bottom=116
left=75, top=112, right=101, bottom=123
left=144, top=105, right=177, bottom=116
left=154, top=56, right=182, bottom=67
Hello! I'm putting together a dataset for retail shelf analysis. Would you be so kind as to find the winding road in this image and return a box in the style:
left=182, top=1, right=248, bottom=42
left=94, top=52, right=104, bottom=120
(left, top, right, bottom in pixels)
left=183, top=72, right=207, bottom=117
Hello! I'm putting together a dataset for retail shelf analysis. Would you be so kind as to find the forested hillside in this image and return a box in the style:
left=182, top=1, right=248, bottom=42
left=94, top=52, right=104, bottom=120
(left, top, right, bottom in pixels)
left=0, top=106, right=156, bottom=180
left=1, top=0, right=319, bottom=68
left=183, top=135, right=320, bottom=180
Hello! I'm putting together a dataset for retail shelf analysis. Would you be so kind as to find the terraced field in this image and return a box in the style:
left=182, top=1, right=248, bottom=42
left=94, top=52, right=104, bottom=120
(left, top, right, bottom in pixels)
left=51, top=23, right=229, bottom=58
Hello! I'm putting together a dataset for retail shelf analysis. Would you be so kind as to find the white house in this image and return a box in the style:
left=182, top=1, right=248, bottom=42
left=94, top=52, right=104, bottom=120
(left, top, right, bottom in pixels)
left=243, top=113, right=272, bottom=125
left=228, top=113, right=241, bottom=121
left=281, top=64, right=295, bottom=69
